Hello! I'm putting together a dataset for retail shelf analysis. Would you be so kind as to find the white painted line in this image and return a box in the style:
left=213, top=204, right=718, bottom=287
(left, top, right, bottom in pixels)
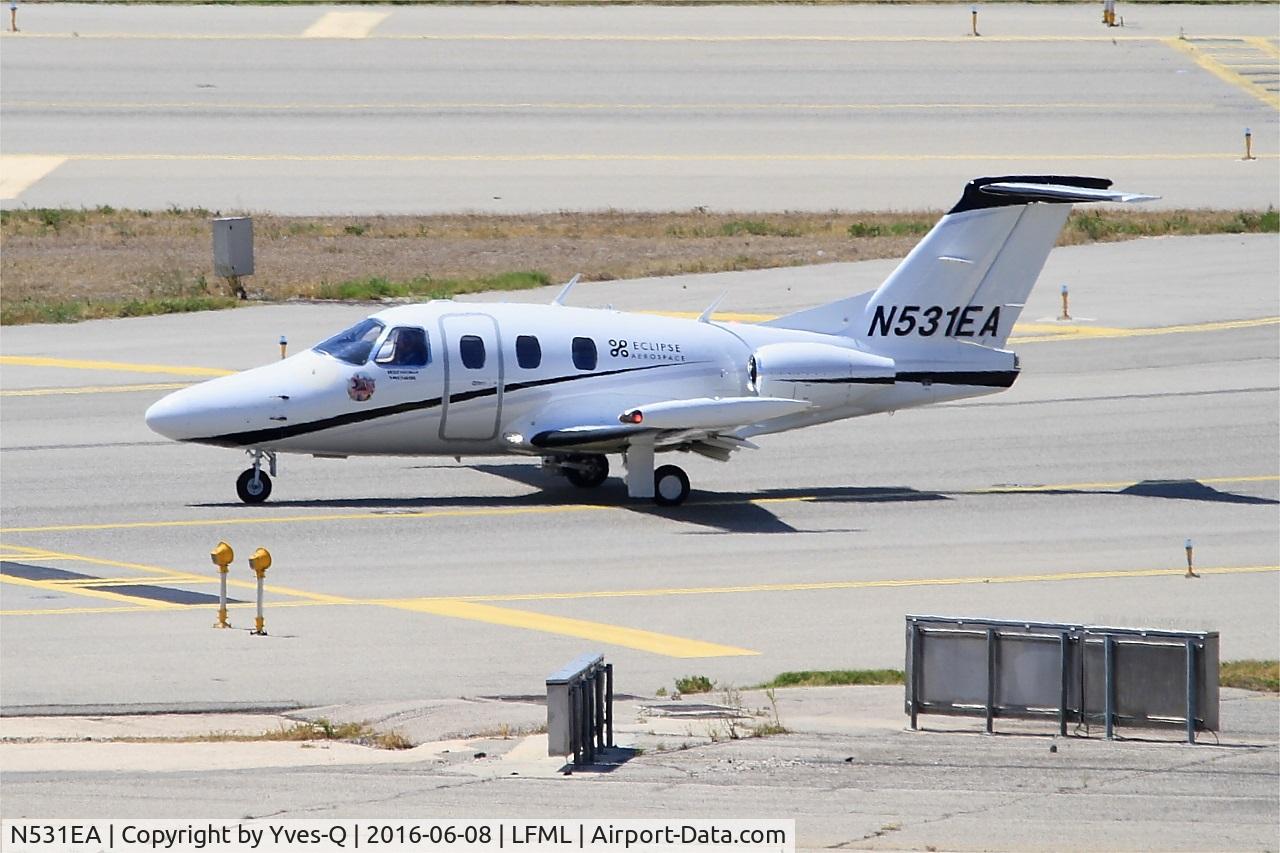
left=301, top=11, right=390, bottom=39
left=0, top=155, right=67, bottom=199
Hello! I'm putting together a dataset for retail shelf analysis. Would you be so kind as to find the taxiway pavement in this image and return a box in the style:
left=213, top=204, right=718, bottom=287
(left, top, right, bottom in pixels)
left=1, top=234, right=1276, bottom=713
left=1, top=4, right=1277, bottom=213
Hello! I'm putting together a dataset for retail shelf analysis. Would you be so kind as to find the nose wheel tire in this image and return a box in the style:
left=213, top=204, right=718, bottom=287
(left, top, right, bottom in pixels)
left=653, top=465, right=690, bottom=507
left=236, top=468, right=272, bottom=504
left=564, top=453, right=610, bottom=489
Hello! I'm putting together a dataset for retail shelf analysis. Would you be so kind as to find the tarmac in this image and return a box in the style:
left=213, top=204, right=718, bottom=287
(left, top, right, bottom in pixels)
left=2, top=233, right=1277, bottom=714
left=2, top=685, right=1277, bottom=850
left=1, top=4, right=1277, bottom=212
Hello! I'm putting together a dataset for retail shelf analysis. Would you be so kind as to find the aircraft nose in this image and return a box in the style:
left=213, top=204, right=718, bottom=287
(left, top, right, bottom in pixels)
left=145, top=389, right=198, bottom=440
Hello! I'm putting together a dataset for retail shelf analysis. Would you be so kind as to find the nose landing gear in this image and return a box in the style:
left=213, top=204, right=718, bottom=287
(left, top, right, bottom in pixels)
left=236, top=449, right=276, bottom=504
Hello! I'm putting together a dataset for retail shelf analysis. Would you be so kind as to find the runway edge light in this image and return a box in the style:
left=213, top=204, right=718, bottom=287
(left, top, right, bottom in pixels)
left=249, top=547, right=272, bottom=635
left=210, top=541, right=234, bottom=629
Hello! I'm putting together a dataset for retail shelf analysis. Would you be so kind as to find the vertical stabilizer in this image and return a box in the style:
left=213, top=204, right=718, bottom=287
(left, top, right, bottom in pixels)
left=765, top=176, right=1156, bottom=348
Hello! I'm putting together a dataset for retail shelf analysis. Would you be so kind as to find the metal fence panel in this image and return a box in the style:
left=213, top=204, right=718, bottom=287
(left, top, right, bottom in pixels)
left=905, top=616, right=1218, bottom=741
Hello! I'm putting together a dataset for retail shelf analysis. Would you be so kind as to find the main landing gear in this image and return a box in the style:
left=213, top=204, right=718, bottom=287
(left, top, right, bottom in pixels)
left=545, top=450, right=691, bottom=506
left=236, top=449, right=276, bottom=504
left=653, top=465, right=691, bottom=507
left=552, top=453, right=610, bottom=489
left=625, top=440, right=691, bottom=507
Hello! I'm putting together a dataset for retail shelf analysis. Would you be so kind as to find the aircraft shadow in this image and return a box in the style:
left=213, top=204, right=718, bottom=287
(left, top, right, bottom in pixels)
left=190, top=474, right=1270, bottom=537
left=1032, top=479, right=1278, bottom=506
left=193, top=464, right=948, bottom=535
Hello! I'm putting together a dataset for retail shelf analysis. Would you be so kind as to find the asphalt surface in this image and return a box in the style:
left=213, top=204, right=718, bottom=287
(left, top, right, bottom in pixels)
left=1, top=233, right=1277, bottom=714
left=2, top=686, right=1277, bottom=850
left=1, top=4, right=1277, bottom=212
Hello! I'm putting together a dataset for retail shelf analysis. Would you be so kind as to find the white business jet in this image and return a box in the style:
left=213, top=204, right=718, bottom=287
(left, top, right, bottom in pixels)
left=145, top=176, right=1153, bottom=506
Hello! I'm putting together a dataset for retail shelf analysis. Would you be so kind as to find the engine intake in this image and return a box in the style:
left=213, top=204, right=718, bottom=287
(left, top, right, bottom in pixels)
left=750, top=342, right=895, bottom=405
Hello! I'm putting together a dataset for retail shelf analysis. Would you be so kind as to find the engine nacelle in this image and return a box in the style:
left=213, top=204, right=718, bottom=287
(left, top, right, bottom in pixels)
left=749, top=342, right=896, bottom=406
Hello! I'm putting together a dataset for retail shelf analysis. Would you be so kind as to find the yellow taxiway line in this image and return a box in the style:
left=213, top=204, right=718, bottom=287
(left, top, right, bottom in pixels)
left=377, top=598, right=756, bottom=658
left=0, top=382, right=192, bottom=398
left=0, top=543, right=753, bottom=657
left=6, top=33, right=1266, bottom=45
left=2, top=475, right=1274, bottom=536
left=1, top=152, right=1273, bottom=164
left=0, top=573, right=184, bottom=610
left=450, top=565, right=1279, bottom=604
left=5, top=99, right=1216, bottom=114
left=1164, top=37, right=1280, bottom=110
left=0, top=356, right=233, bottom=378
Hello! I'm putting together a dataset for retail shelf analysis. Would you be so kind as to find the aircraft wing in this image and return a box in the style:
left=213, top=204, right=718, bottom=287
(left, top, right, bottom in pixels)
left=528, top=397, right=809, bottom=458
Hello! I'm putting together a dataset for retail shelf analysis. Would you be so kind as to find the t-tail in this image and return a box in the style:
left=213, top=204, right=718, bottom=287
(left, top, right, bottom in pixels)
left=765, top=176, right=1157, bottom=351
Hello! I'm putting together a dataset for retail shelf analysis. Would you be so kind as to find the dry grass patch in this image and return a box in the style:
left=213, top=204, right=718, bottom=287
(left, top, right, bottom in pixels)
left=1220, top=660, right=1279, bottom=693
left=92, top=718, right=415, bottom=750
left=2, top=207, right=1273, bottom=325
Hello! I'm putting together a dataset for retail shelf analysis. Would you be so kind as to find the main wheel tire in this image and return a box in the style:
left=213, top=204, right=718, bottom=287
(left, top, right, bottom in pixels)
left=653, top=465, right=690, bottom=507
left=236, top=468, right=272, bottom=504
left=564, top=454, right=610, bottom=488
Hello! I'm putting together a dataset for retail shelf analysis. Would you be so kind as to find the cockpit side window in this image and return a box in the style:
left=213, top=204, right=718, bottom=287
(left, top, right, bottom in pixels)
left=313, top=318, right=385, bottom=366
left=374, top=327, right=430, bottom=367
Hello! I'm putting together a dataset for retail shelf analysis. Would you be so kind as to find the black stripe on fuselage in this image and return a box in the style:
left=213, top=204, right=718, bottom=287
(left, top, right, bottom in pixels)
left=778, top=377, right=896, bottom=385
left=896, top=370, right=1018, bottom=387
left=193, top=362, right=688, bottom=447
left=777, top=371, right=1017, bottom=388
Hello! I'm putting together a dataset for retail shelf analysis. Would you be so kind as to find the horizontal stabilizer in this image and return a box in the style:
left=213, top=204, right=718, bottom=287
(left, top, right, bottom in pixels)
left=979, top=182, right=1159, bottom=206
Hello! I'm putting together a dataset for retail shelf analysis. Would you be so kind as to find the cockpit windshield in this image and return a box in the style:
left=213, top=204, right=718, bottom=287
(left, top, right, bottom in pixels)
left=313, top=318, right=385, bottom=365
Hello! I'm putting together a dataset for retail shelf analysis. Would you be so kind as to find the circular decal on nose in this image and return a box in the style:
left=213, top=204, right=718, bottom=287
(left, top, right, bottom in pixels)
left=348, top=372, right=376, bottom=402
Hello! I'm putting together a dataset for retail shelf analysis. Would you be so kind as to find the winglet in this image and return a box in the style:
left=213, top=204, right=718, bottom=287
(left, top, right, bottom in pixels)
left=698, top=291, right=728, bottom=323
left=551, top=274, right=581, bottom=306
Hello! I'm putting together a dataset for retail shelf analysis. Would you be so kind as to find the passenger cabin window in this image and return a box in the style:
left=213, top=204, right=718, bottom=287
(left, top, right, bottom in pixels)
left=313, top=318, right=384, bottom=366
left=516, top=335, right=541, bottom=369
left=459, top=335, right=486, bottom=369
left=572, top=337, right=597, bottom=371
left=374, top=327, right=430, bottom=368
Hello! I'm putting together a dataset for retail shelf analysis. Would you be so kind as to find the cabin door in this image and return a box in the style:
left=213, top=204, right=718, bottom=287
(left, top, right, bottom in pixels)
left=439, top=313, right=503, bottom=441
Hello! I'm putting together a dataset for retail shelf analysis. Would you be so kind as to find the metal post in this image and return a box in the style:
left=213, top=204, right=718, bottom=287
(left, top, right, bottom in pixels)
left=908, top=622, right=920, bottom=729
left=1059, top=631, right=1070, bottom=736
left=210, top=541, right=234, bottom=629
left=569, top=682, right=581, bottom=765
left=985, top=627, right=996, bottom=734
left=1185, top=638, right=1198, bottom=744
left=248, top=547, right=271, bottom=635
left=594, top=667, right=605, bottom=749
left=1103, top=636, right=1115, bottom=740
left=605, top=663, right=614, bottom=747
left=218, top=565, right=230, bottom=628
left=581, top=679, right=594, bottom=763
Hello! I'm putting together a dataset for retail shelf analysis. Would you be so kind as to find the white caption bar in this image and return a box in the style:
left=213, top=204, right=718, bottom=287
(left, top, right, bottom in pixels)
left=2, top=820, right=795, bottom=852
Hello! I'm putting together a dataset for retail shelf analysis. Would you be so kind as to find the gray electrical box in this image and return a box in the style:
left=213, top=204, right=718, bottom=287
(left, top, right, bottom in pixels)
left=212, top=217, right=254, bottom=278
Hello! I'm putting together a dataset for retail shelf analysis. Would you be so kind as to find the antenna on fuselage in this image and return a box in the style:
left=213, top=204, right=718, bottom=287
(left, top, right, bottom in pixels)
left=551, top=273, right=581, bottom=306
left=697, top=291, right=728, bottom=323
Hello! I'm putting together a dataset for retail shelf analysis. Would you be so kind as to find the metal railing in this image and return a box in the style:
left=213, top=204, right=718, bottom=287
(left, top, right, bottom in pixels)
left=905, top=616, right=1218, bottom=743
left=546, top=653, right=613, bottom=764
